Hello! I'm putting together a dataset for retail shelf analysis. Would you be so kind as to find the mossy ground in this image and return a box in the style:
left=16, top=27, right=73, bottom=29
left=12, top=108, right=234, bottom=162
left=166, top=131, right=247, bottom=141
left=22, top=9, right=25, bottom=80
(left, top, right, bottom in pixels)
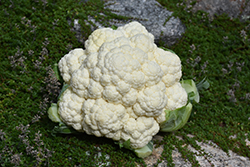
left=0, top=0, right=249, bottom=166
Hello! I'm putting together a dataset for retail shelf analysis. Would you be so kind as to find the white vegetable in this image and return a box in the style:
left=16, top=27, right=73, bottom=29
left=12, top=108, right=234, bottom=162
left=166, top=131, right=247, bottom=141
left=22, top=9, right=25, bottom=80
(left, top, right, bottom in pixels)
left=51, top=21, right=191, bottom=153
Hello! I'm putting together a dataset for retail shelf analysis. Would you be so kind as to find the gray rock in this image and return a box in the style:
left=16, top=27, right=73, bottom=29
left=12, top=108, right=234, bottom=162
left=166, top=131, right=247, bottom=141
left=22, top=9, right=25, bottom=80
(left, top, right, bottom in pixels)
left=143, top=135, right=250, bottom=167
left=70, top=0, right=186, bottom=46
left=185, top=0, right=250, bottom=21
left=103, top=0, right=186, bottom=46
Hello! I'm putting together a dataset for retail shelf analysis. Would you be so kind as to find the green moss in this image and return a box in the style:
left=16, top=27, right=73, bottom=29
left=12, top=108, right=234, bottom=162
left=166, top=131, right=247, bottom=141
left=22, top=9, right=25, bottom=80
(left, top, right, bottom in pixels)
left=156, top=0, right=250, bottom=166
left=1, top=0, right=249, bottom=166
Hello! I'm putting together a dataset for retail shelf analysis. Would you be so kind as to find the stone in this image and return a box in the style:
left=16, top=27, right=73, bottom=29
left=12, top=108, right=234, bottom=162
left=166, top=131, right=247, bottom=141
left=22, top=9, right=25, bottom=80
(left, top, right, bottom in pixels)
left=185, top=0, right=250, bottom=22
left=103, top=0, right=186, bottom=46
left=70, top=0, right=186, bottom=46
left=143, top=137, right=250, bottom=167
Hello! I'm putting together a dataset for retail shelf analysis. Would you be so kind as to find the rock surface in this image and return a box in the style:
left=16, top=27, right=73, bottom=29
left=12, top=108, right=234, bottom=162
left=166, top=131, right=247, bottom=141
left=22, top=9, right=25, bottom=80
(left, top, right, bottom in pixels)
left=185, top=0, right=250, bottom=21
left=103, top=0, right=186, bottom=46
left=71, top=0, right=186, bottom=46
left=71, top=0, right=250, bottom=46
left=142, top=134, right=250, bottom=167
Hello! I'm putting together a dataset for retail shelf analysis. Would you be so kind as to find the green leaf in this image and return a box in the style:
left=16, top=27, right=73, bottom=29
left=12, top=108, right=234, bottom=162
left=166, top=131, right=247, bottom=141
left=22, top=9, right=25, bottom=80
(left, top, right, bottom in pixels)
left=48, top=104, right=80, bottom=136
left=48, top=102, right=79, bottom=135
left=111, top=25, right=118, bottom=30
left=196, top=77, right=210, bottom=91
left=181, top=79, right=200, bottom=103
left=181, top=78, right=209, bottom=103
left=159, top=46, right=176, bottom=54
left=52, top=124, right=79, bottom=135
left=57, top=83, right=69, bottom=100
left=160, top=102, right=193, bottom=132
left=47, top=103, right=62, bottom=123
left=117, top=139, right=131, bottom=150
left=53, top=63, right=62, bottom=81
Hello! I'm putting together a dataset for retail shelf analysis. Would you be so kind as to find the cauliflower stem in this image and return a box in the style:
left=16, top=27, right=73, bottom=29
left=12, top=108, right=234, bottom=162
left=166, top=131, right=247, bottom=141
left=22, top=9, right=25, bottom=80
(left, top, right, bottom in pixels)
left=116, top=139, right=154, bottom=158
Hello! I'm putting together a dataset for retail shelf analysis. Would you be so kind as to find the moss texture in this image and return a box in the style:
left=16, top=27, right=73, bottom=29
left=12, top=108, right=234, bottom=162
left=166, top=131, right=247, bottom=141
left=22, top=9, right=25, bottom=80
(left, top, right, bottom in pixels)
left=0, top=0, right=249, bottom=166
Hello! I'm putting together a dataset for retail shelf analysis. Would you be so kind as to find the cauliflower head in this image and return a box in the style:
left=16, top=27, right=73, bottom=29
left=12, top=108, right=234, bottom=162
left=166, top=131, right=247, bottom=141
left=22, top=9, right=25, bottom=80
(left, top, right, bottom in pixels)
left=57, top=21, right=187, bottom=149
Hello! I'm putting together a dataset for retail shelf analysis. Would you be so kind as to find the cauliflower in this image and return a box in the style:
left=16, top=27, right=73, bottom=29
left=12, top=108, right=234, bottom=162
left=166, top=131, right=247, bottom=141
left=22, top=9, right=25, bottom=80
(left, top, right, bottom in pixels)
left=48, top=21, right=204, bottom=157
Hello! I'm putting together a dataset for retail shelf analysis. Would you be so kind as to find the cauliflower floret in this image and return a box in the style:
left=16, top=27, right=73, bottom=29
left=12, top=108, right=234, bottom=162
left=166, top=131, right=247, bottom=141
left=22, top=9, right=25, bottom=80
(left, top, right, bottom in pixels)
left=165, top=82, right=188, bottom=111
left=133, top=81, right=168, bottom=117
left=102, top=85, right=122, bottom=103
left=121, top=117, right=159, bottom=149
left=58, top=48, right=86, bottom=84
left=58, top=88, right=85, bottom=131
left=82, top=99, right=129, bottom=141
left=155, top=111, right=166, bottom=124
left=118, top=21, right=154, bottom=41
left=85, top=28, right=124, bottom=53
left=121, top=88, right=137, bottom=107
left=130, top=34, right=156, bottom=53
left=141, top=60, right=164, bottom=86
left=57, top=21, right=188, bottom=150
left=154, top=48, right=182, bottom=87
